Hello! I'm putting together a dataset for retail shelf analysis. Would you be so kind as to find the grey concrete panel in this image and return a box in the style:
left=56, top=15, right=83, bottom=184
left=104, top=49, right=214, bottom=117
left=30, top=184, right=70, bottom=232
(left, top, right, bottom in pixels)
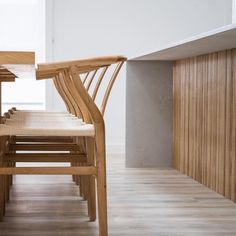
left=126, top=61, right=173, bottom=167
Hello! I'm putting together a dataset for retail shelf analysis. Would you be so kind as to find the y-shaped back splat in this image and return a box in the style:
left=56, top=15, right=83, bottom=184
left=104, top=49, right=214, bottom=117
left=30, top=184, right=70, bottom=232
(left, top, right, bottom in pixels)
left=37, top=56, right=127, bottom=119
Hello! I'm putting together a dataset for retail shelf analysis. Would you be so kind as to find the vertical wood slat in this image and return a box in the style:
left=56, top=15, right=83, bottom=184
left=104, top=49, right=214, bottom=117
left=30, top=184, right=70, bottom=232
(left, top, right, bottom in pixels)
left=173, top=49, right=236, bottom=202
left=173, top=62, right=178, bottom=169
left=205, top=54, right=213, bottom=187
left=180, top=60, right=185, bottom=173
left=187, top=58, right=193, bottom=177
left=224, top=50, right=232, bottom=199
left=231, top=49, right=236, bottom=202
left=218, top=51, right=226, bottom=195
left=201, top=55, right=208, bottom=186
left=211, top=53, right=218, bottom=191
left=195, top=56, right=203, bottom=182
left=184, top=59, right=190, bottom=176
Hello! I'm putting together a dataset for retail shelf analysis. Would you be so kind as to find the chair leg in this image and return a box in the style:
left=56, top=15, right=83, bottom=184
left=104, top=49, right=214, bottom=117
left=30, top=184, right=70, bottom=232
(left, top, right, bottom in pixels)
left=96, top=135, right=108, bottom=236
left=4, top=161, right=11, bottom=203
left=0, top=175, right=5, bottom=221
left=86, top=137, right=96, bottom=221
left=0, top=137, right=7, bottom=219
left=78, top=173, right=83, bottom=196
left=9, top=162, right=13, bottom=186
left=4, top=173, right=10, bottom=202
left=88, top=175, right=96, bottom=221
left=76, top=137, right=87, bottom=199
left=71, top=161, right=76, bottom=182
left=10, top=161, right=15, bottom=186
left=80, top=173, right=87, bottom=200
left=9, top=136, right=16, bottom=186
left=71, top=137, right=77, bottom=182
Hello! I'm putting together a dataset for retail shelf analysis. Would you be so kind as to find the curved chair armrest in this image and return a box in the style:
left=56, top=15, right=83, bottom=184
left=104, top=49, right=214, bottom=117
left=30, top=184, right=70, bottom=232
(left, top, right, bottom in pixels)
left=37, top=56, right=127, bottom=76
left=36, top=68, right=66, bottom=80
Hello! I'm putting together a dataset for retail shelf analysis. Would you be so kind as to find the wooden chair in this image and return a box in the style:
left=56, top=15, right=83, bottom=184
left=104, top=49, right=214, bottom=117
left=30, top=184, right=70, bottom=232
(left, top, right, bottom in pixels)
left=0, top=56, right=126, bottom=236
left=8, top=56, right=126, bottom=200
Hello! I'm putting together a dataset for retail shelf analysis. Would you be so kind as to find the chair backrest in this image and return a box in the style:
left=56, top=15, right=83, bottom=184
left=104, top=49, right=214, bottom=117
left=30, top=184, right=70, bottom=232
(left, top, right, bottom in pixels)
left=82, top=61, right=125, bottom=115
left=36, top=56, right=127, bottom=125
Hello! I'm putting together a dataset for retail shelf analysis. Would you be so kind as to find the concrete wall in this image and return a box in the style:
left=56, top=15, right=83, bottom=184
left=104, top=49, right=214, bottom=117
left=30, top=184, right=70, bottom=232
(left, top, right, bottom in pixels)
left=46, top=0, right=232, bottom=154
left=126, top=61, right=173, bottom=167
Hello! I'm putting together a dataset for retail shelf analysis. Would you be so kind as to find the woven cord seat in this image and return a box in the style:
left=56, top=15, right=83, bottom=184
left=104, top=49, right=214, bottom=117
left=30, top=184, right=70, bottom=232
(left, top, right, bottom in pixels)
left=1, top=110, right=94, bottom=136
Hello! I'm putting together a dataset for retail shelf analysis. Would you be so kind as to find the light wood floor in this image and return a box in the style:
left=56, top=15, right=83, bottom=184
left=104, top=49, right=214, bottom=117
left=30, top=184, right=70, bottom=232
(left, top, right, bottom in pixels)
left=0, top=155, right=236, bottom=235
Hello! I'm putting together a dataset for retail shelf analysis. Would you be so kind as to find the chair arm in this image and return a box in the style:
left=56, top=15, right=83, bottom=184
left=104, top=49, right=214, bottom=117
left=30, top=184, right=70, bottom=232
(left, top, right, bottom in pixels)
left=37, top=56, right=127, bottom=75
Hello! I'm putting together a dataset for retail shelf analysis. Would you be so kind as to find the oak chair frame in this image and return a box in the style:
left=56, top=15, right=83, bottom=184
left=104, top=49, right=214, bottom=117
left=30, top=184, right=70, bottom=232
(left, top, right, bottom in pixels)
left=0, top=55, right=126, bottom=236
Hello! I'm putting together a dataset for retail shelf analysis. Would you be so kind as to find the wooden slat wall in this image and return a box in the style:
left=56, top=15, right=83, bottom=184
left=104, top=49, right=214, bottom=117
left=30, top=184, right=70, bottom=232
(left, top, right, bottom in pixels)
left=173, top=49, right=236, bottom=202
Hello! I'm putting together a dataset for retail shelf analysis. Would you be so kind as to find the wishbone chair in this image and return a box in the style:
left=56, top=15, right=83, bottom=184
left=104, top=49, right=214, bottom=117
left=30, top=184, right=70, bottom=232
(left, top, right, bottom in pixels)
left=0, top=56, right=126, bottom=236
left=10, top=57, right=126, bottom=199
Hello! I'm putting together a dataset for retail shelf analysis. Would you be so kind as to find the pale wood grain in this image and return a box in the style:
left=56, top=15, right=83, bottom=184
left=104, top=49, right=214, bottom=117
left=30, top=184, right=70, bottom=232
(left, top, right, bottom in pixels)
left=173, top=49, right=236, bottom=202
left=0, top=51, right=35, bottom=65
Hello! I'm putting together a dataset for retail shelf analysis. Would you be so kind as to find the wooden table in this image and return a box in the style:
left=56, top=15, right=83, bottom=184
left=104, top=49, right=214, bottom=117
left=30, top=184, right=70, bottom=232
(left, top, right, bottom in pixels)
left=0, top=51, right=35, bottom=114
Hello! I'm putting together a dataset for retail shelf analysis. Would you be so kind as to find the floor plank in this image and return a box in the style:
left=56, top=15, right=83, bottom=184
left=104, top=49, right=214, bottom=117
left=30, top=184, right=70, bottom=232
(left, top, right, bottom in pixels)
left=0, top=155, right=236, bottom=235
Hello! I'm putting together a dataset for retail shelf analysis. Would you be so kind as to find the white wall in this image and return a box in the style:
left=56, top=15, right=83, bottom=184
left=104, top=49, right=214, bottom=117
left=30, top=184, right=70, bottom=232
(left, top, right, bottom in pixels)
left=0, top=0, right=46, bottom=112
left=233, top=0, right=236, bottom=22
left=46, top=0, right=232, bottom=153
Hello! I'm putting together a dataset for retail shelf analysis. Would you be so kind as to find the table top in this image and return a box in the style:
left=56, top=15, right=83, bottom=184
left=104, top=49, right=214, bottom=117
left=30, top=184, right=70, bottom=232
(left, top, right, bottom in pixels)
left=130, top=23, right=236, bottom=61
left=0, top=51, right=35, bottom=82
